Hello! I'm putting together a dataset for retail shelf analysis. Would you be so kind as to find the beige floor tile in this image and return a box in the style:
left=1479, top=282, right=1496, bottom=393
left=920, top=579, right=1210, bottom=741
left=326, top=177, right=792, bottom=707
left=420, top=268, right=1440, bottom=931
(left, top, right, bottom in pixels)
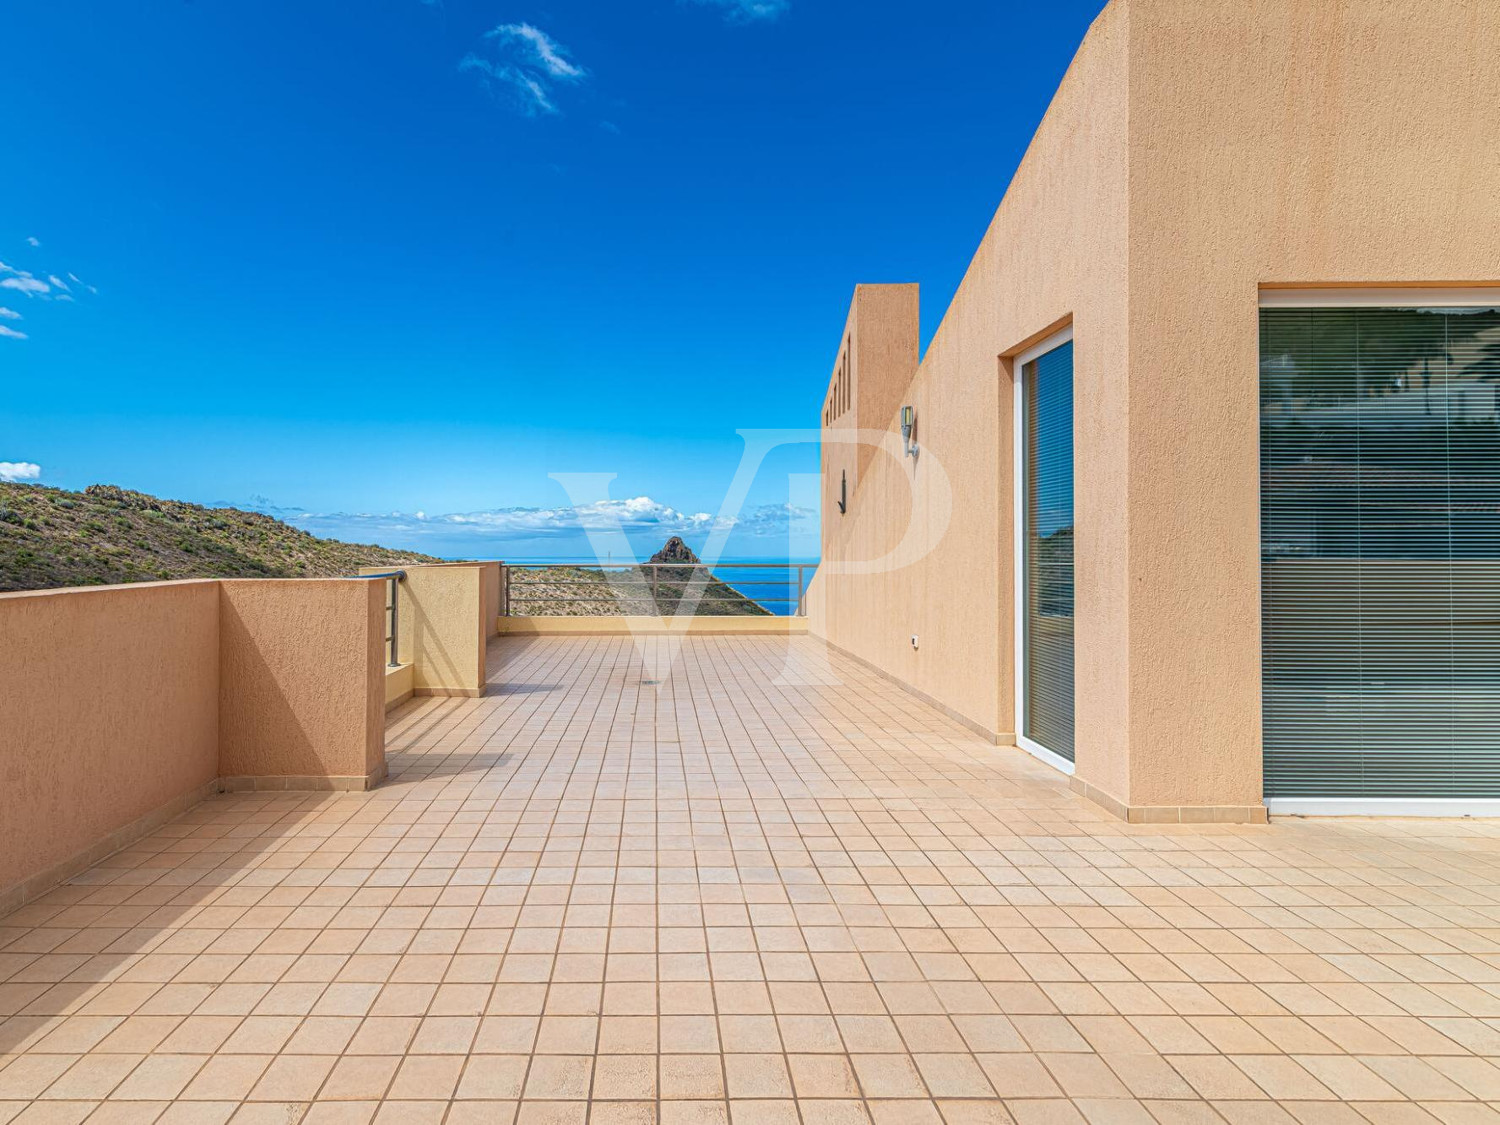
left=109, top=1055, right=206, bottom=1101
left=661, top=1054, right=726, bottom=1100
left=319, top=1055, right=398, bottom=1101
left=521, top=1054, right=592, bottom=1100
left=593, top=1054, right=659, bottom=1100
left=179, top=1054, right=271, bottom=1101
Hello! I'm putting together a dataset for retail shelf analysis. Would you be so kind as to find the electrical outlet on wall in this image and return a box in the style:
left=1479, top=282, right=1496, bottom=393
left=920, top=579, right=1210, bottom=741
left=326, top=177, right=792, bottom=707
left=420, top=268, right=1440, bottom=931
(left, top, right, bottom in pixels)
left=910, top=634, right=919, bottom=650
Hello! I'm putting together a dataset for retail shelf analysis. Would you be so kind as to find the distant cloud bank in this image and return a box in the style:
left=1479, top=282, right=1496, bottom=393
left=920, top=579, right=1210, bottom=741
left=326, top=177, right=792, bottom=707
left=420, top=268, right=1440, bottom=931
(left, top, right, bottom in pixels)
left=277, top=494, right=812, bottom=537
left=234, top=493, right=816, bottom=556
left=0, top=461, right=41, bottom=483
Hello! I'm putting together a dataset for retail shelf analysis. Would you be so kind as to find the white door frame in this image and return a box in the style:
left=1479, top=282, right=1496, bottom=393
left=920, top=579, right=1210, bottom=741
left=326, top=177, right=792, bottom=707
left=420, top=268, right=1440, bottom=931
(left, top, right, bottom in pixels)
left=1012, top=325, right=1075, bottom=776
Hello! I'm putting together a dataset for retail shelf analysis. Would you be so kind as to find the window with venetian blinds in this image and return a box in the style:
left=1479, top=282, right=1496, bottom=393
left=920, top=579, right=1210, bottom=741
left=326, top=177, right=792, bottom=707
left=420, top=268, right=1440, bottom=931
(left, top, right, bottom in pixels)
left=1260, top=306, right=1500, bottom=799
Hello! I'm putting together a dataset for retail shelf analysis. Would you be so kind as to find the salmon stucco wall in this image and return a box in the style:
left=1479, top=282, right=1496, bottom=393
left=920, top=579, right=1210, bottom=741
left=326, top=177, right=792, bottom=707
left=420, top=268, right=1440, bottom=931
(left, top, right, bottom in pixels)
left=0, top=581, right=221, bottom=898
left=811, top=0, right=1500, bottom=818
left=397, top=564, right=487, bottom=695
left=218, top=578, right=386, bottom=784
left=810, top=0, right=1131, bottom=760
left=1119, top=0, right=1500, bottom=811
left=479, top=561, right=501, bottom=637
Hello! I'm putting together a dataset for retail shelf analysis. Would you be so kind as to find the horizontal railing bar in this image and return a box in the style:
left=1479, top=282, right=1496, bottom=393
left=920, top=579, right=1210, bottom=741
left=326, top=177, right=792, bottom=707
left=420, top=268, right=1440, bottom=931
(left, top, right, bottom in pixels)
left=503, top=562, right=808, bottom=570
left=500, top=561, right=814, bottom=617
left=510, top=596, right=797, bottom=603
left=510, top=594, right=804, bottom=603
left=510, top=582, right=798, bottom=591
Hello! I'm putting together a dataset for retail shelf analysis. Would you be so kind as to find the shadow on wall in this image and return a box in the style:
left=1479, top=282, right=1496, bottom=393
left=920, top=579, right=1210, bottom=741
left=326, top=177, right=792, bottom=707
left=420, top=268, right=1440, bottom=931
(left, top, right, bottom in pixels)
left=219, top=599, right=316, bottom=777
left=0, top=575, right=391, bottom=917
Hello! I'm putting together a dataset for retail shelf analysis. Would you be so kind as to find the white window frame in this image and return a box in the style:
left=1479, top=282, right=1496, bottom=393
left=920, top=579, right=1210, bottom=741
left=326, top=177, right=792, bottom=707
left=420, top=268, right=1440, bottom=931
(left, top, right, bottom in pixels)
left=1258, top=286, right=1500, bottom=817
left=1260, top=286, right=1500, bottom=309
left=1012, top=324, right=1075, bottom=777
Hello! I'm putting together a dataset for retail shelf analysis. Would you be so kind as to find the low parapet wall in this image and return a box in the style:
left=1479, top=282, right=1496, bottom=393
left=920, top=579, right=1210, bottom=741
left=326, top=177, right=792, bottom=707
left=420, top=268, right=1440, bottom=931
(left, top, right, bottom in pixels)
left=219, top=579, right=387, bottom=788
left=0, top=575, right=391, bottom=915
left=0, top=580, right=221, bottom=913
left=362, top=563, right=489, bottom=697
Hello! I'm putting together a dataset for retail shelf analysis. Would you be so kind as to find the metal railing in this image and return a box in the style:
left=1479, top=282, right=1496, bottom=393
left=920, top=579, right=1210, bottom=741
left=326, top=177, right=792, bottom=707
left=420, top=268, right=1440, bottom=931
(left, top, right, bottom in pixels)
left=501, top=562, right=813, bottom=618
left=360, top=570, right=406, bottom=666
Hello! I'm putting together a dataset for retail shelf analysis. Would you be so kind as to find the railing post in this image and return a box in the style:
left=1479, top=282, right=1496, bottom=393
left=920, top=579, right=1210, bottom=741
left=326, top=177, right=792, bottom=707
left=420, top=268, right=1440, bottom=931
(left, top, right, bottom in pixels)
left=501, top=564, right=510, bottom=617
left=650, top=564, right=660, bottom=613
left=388, top=575, right=400, bottom=667
left=796, top=564, right=805, bottom=617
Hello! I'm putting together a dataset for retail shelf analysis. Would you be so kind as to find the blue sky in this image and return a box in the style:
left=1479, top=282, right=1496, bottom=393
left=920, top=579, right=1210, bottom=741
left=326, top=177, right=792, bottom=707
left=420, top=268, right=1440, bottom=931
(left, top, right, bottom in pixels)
left=1, top=0, right=1105, bottom=560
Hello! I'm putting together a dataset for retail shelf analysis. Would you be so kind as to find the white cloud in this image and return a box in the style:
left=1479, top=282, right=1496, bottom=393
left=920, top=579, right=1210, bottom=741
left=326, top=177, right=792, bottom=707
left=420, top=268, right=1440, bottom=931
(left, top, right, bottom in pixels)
left=436, top=496, right=728, bottom=536
left=735, top=502, right=817, bottom=533
left=488, top=23, right=585, bottom=80
left=460, top=55, right=556, bottom=115
left=281, top=494, right=822, bottom=544
left=0, top=461, right=40, bottom=481
left=684, top=0, right=790, bottom=23
left=25, top=236, right=39, bottom=247
left=463, top=22, right=585, bottom=117
left=0, top=252, right=94, bottom=338
left=0, top=275, right=49, bottom=296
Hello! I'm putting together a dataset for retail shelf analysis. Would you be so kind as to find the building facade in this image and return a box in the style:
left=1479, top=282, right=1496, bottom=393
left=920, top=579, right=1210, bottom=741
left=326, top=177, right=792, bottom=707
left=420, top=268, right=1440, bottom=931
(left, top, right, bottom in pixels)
left=805, top=0, right=1500, bottom=821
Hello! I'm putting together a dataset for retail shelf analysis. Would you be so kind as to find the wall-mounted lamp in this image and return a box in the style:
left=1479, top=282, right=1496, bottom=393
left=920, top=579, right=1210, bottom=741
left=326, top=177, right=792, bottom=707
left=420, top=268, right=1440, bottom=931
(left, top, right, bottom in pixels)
left=900, top=405, right=918, bottom=459
left=837, top=469, right=847, bottom=514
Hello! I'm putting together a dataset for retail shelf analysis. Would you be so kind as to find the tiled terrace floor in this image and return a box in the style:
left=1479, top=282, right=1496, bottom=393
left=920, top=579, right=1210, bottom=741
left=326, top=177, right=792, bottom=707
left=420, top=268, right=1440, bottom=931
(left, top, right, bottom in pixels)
left=3, top=636, right=1500, bottom=1125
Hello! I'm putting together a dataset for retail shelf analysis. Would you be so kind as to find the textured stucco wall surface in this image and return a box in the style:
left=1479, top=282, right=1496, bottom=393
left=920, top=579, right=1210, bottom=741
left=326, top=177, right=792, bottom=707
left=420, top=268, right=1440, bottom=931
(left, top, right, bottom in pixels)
left=479, top=562, right=501, bottom=638
left=1120, top=0, right=1500, bottom=808
left=812, top=0, right=1131, bottom=762
left=0, top=581, right=220, bottom=893
left=218, top=579, right=385, bottom=780
left=813, top=0, right=1500, bottom=814
left=0, top=576, right=390, bottom=905
left=399, top=565, right=486, bottom=693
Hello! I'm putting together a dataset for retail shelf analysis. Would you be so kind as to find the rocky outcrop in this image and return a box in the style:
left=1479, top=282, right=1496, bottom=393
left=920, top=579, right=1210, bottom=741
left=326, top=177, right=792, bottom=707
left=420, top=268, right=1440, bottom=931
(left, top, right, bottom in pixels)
left=648, top=536, right=699, bottom=564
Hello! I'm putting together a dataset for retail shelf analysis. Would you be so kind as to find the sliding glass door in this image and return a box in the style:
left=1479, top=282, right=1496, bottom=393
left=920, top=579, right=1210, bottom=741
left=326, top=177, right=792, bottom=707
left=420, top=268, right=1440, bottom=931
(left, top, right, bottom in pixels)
left=1015, top=331, right=1075, bottom=765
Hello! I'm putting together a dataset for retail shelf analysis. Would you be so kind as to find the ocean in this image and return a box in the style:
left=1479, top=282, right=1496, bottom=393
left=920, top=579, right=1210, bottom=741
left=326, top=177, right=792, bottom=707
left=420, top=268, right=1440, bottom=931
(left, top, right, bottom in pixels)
left=460, top=557, right=819, bottom=617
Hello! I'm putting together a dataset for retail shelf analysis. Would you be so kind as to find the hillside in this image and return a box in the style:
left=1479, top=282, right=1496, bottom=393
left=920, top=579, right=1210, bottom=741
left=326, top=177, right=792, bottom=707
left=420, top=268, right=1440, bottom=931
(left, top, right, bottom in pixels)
left=507, top=537, right=771, bottom=616
left=0, top=482, right=439, bottom=592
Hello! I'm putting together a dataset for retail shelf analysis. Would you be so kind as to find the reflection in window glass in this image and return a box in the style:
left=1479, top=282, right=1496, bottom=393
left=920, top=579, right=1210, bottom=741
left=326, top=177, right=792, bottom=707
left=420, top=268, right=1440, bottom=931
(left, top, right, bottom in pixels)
left=1260, top=307, right=1500, bottom=798
left=1023, top=340, right=1075, bottom=761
